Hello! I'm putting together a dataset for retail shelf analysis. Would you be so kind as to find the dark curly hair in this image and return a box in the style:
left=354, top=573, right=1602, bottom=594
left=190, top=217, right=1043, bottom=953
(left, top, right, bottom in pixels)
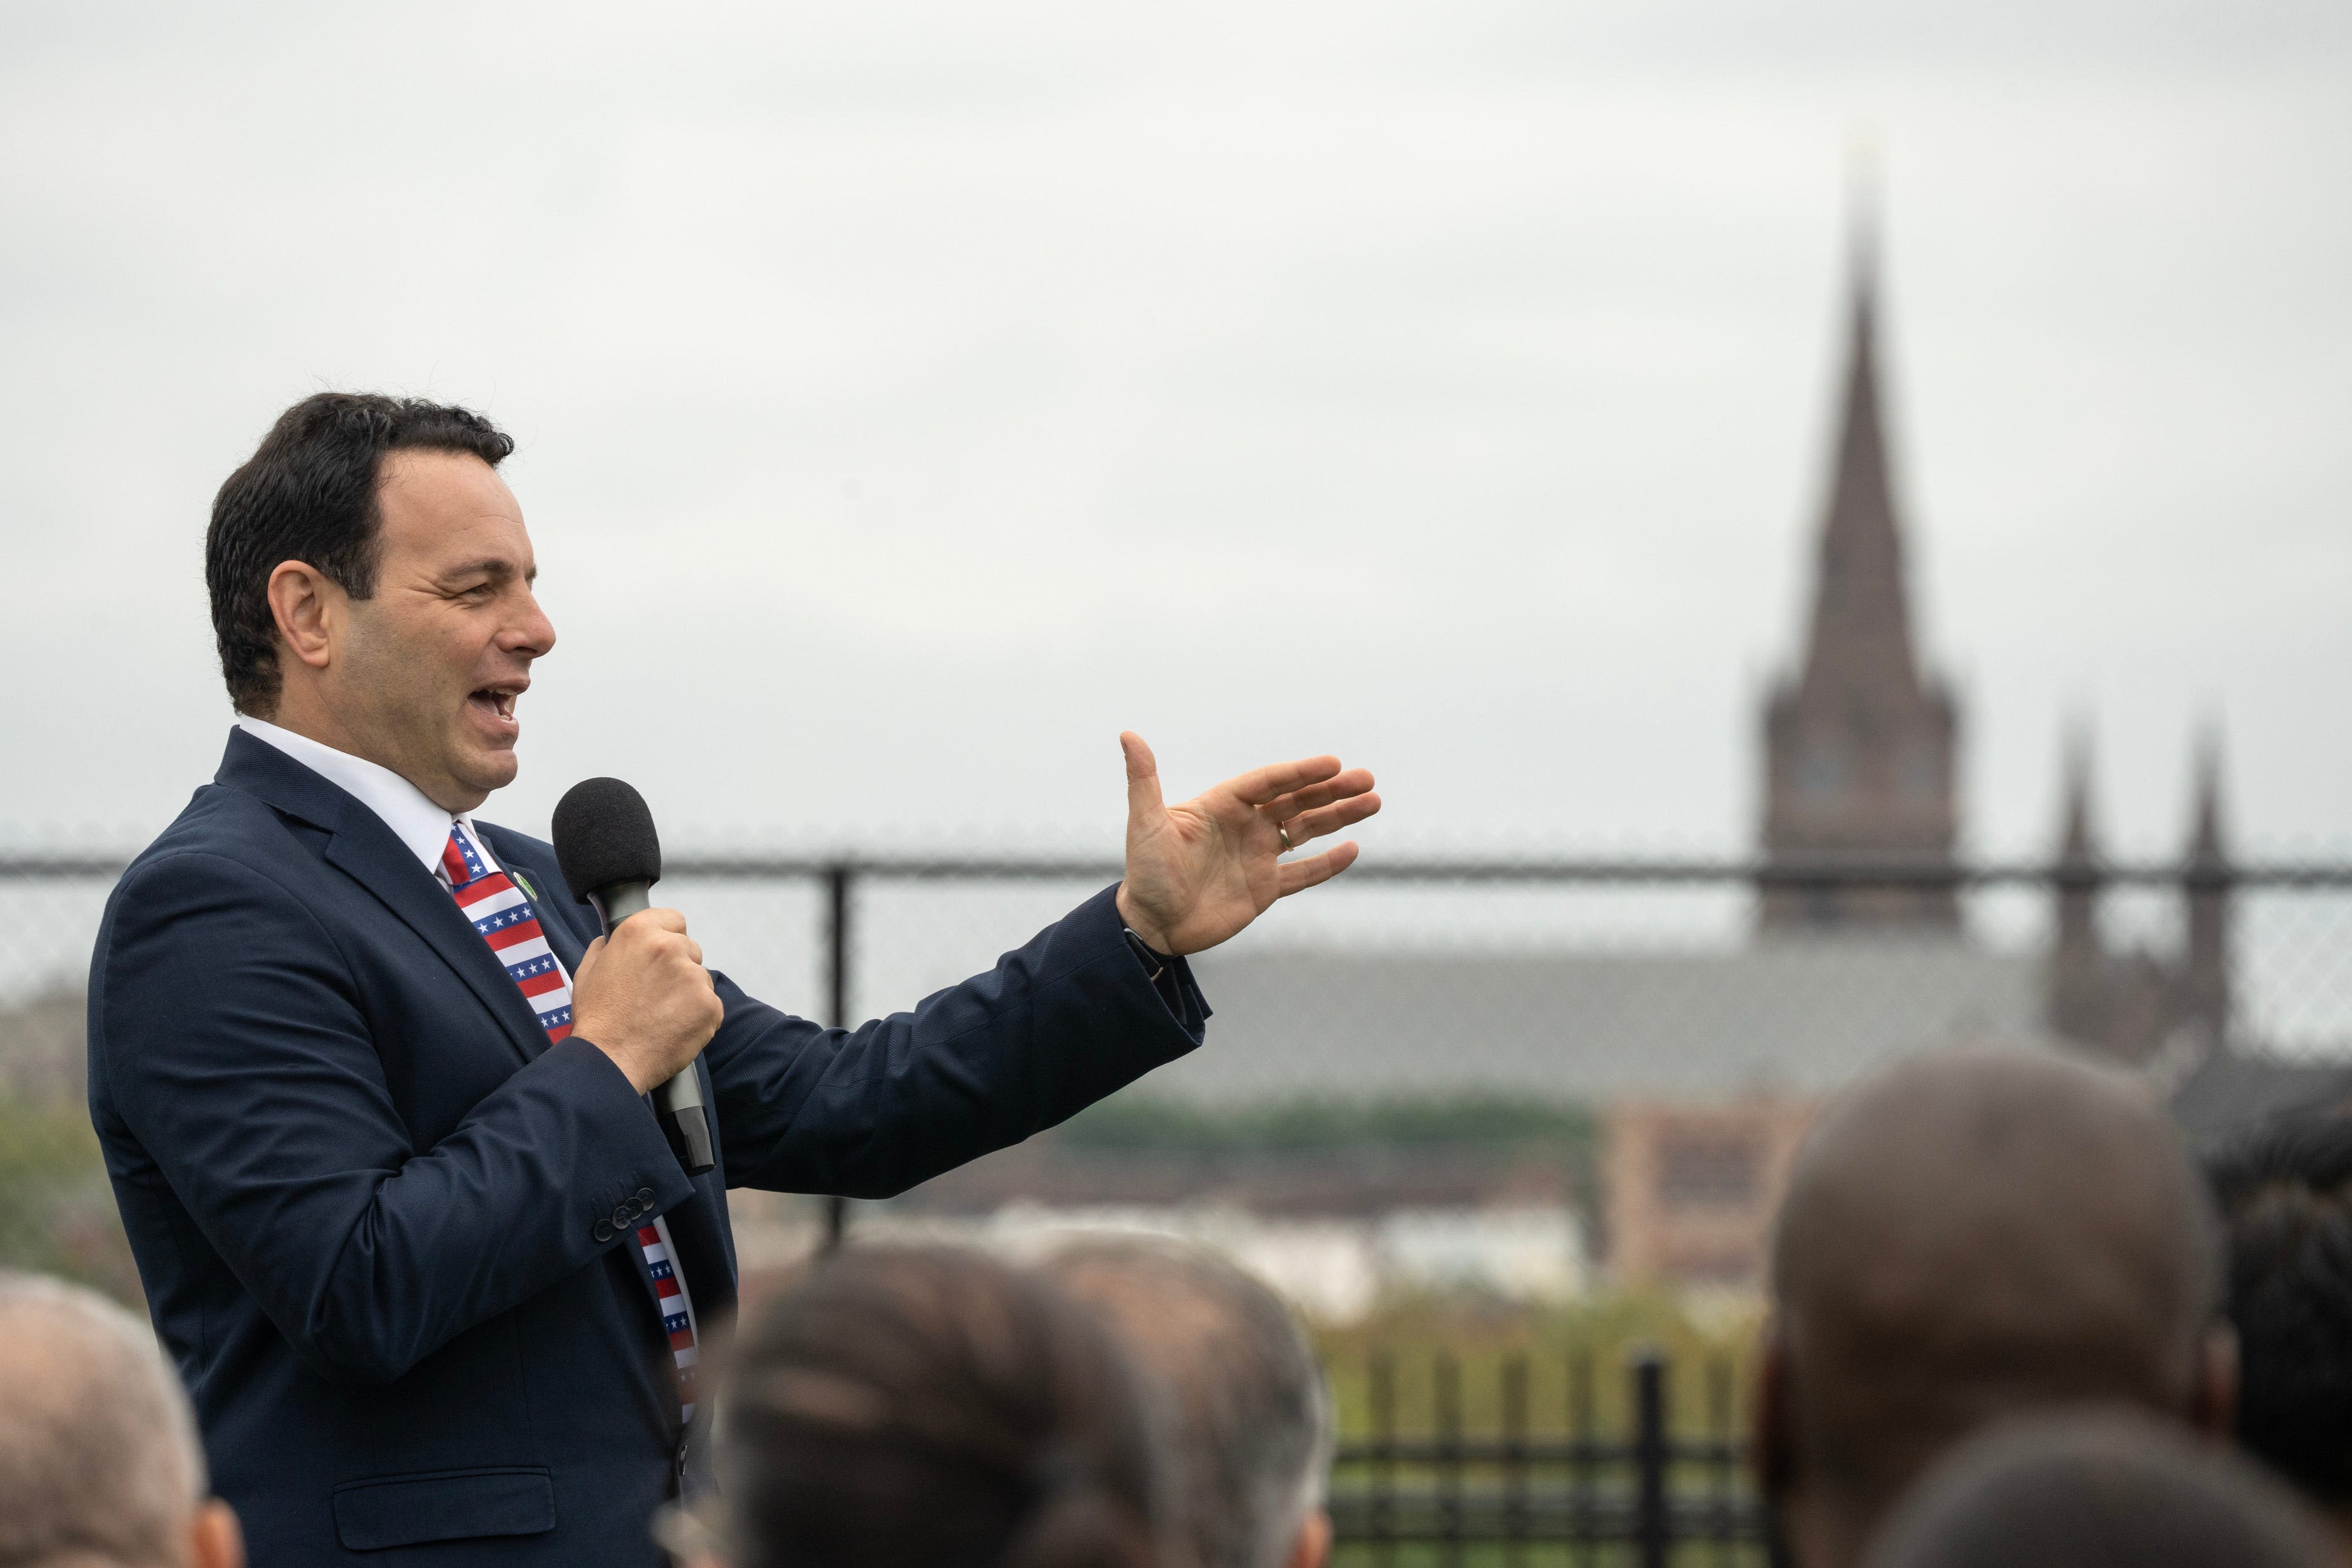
left=204, top=392, right=514, bottom=716
left=2207, top=1108, right=2352, bottom=1510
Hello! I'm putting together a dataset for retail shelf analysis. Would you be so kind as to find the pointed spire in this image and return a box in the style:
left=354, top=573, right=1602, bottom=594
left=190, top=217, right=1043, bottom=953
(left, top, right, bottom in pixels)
left=2189, top=723, right=2227, bottom=866
left=1845, top=129, right=1882, bottom=319
left=1797, top=171, right=1918, bottom=701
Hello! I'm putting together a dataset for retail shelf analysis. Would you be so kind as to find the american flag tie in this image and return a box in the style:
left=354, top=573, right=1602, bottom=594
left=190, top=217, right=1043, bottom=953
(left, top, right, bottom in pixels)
left=440, top=824, right=699, bottom=1424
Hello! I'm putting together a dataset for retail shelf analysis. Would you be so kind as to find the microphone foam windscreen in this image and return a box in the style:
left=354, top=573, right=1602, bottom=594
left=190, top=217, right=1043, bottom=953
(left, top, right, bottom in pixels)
left=551, top=777, right=664, bottom=903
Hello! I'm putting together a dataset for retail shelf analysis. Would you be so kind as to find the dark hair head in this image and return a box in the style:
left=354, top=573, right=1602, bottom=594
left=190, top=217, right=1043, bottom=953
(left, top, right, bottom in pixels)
left=1044, top=1237, right=1332, bottom=1568
left=2207, top=1110, right=2352, bottom=1509
left=204, top=392, right=514, bottom=716
left=1863, top=1409, right=2333, bottom=1568
left=714, top=1246, right=1164, bottom=1568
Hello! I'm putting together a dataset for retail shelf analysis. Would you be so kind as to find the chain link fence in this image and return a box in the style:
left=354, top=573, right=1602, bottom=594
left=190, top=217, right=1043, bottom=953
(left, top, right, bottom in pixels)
left=6, top=849, right=2350, bottom=1311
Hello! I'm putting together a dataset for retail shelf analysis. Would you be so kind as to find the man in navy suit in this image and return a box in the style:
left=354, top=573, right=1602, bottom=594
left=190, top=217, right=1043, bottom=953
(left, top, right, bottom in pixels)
left=87, top=393, right=1380, bottom=1566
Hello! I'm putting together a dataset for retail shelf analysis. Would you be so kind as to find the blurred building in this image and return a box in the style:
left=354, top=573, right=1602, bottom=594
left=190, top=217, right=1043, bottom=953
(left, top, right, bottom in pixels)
left=1602, top=1099, right=1814, bottom=1289
left=1613, top=229, right=2242, bottom=1288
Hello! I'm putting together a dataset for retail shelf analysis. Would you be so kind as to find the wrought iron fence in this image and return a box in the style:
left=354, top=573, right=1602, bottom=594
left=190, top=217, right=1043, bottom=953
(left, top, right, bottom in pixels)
left=1330, top=1346, right=1760, bottom=1565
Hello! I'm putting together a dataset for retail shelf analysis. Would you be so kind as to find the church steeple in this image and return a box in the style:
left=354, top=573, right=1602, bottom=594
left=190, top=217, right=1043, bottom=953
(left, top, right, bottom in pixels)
left=1760, top=201, right=1961, bottom=933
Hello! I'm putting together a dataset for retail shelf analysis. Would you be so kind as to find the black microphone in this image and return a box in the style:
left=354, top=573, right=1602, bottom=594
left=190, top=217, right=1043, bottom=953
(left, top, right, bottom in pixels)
left=551, top=777, right=716, bottom=1175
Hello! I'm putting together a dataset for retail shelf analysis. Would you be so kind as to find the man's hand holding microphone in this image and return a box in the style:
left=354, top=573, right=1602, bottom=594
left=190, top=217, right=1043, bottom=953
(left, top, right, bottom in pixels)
left=570, top=909, right=723, bottom=1096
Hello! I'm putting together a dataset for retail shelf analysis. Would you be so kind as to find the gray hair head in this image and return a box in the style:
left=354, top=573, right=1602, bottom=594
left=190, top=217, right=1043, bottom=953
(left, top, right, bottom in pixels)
left=0, top=1272, right=207, bottom=1568
left=1044, top=1237, right=1333, bottom=1568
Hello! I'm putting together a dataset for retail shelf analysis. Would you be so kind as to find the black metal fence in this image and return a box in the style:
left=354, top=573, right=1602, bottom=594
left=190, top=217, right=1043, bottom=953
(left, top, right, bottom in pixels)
left=1332, top=1348, right=1762, bottom=1567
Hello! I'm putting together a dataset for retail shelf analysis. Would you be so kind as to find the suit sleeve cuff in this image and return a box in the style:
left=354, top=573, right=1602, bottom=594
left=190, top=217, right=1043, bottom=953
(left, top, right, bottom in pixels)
left=1101, top=885, right=1212, bottom=1045
left=536, top=1036, right=699, bottom=1247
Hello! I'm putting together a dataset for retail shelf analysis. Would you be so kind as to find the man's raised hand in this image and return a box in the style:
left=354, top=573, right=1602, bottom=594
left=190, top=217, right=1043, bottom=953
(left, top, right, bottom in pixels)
left=1112, top=731, right=1380, bottom=957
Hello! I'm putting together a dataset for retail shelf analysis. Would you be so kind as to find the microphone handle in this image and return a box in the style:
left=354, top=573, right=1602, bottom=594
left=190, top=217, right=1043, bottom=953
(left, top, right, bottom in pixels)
left=593, top=881, right=718, bottom=1175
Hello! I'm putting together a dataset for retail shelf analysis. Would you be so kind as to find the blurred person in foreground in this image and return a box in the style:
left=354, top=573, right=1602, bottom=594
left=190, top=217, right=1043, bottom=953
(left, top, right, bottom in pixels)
left=0, top=1271, right=243, bottom=1568
left=87, top=393, right=1379, bottom=1565
left=1044, top=1237, right=1334, bottom=1568
left=658, top=1246, right=1162, bottom=1568
left=1757, top=1050, right=2236, bottom=1568
left=1863, top=1410, right=2332, bottom=1568
left=2207, top=1110, right=2352, bottom=1552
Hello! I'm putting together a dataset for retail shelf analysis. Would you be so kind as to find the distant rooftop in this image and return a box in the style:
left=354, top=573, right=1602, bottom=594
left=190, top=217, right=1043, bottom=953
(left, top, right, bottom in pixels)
left=1155, top=939, right=2052, bottom=1106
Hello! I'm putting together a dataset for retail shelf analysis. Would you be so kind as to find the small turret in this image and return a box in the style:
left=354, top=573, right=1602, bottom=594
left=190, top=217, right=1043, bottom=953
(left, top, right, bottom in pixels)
left=2046, top=726, right=2109, bottom=1047
left=2181, top=728, right=2232, bottom=1045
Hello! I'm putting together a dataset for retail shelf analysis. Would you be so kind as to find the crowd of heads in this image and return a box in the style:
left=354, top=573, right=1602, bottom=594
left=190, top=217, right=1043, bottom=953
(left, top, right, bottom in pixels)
left=21, top=1045, right=2352, bottom=1567
left=657, top=1237, right=1335, bottom=1568
left=1759, top=1047, right=2352, bottom=1568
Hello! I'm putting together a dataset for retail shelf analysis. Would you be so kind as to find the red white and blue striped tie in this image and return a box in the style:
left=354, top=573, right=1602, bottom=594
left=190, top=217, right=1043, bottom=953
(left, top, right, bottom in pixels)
left=440, top=824, right=699, bottom=1424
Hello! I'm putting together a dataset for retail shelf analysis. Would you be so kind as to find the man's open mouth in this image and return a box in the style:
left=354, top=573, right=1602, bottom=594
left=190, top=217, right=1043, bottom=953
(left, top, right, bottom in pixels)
left=468, top=686, right=522, bottom=722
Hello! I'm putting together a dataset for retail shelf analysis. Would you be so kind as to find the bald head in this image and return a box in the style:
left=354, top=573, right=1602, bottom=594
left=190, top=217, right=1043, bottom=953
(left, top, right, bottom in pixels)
left=0, top=1273, right=240, bottom=1568
left=1762, top=1051, right=2225, bottom=1567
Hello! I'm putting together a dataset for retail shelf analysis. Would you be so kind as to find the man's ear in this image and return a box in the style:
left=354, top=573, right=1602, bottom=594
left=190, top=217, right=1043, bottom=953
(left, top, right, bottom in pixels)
left=1285, top=1507, right=1333, bottom=1568
left=265, top=559, right=340, bottom=673
left=189, top=1498, right=245, bottom=1568
left=2191, top=1322, right=2240, bottom=1439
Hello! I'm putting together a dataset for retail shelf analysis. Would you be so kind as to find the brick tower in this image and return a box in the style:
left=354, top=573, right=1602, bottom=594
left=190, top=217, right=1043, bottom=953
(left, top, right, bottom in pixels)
left=1759, top=232, right=1961, bottom=933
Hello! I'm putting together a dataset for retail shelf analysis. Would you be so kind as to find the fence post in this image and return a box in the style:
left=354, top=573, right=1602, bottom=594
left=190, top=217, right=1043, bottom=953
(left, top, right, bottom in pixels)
left=1708, top=1356, right=1734, bottom=1565
left=1370, top=1351, right=1396, bottom=1568
left=823, top=862, right=853, bottom=1253
left=1502, top=1354, right=1529, bottom=1568
left=1571, top=1349, right=1595, bottom=1568
left=1436, top=1352, right=1463, bottom=1568
left=1633, top=1348, right=1670, bottom=1568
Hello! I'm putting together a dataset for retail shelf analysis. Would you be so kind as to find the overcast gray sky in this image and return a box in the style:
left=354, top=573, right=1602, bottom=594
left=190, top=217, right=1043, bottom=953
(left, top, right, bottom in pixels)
left=3, top=0, right=2346, bottom=862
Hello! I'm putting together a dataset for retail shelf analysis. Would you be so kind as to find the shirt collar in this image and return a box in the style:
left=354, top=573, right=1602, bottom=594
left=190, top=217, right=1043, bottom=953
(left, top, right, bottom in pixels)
left=235, top=717, right=483, bottom=877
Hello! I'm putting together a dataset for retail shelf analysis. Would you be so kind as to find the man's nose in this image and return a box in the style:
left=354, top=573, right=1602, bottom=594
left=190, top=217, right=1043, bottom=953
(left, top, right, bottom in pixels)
left=506, top=593, right=557, bottom=658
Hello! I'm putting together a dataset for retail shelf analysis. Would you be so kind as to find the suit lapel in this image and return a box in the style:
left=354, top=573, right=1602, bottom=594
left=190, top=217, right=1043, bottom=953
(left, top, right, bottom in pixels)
left=217, top=730, right=547, bottom=1069
left=324, top=827, right=548, bottom=1067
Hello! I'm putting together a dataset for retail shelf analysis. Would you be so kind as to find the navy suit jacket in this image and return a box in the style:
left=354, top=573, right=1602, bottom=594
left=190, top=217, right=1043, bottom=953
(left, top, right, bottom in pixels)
left=87, top=731, right=1208, bottom=1567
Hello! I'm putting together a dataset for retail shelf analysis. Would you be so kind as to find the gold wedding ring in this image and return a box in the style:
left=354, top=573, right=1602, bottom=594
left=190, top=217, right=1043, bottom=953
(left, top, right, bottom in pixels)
left=1276, top=822, right=1295, bottom=852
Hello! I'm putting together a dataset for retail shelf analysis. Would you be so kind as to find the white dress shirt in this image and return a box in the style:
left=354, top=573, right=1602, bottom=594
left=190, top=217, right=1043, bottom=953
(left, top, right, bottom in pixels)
left=236, top=716, right=488, bottom=885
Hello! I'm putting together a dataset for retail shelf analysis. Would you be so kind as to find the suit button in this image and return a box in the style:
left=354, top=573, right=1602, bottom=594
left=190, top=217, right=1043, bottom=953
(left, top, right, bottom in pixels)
left=592, top=1221, right=614, bottom=1244
left=637, top=1187, right=655, bottom=1205
left=613, top=1205, right=634, bottom=1229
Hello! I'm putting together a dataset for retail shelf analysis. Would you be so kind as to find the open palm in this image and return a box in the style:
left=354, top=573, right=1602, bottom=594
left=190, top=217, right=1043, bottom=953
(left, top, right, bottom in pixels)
left=1113, top=732, right=1381, bottom=956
